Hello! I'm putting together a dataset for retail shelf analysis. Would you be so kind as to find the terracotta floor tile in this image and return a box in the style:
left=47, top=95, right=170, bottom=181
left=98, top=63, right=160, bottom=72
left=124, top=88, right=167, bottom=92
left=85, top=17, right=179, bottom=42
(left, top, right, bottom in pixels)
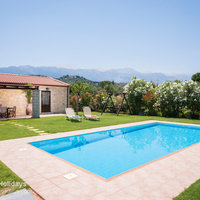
left=1, top=121, right=200, bottom=199
left=108, top=192, right=139, bottom=200
left=119, top=184, right=145, bottom=199
left=141, top=177, right=164, bottom=190
left=23, top=174, right=47, bottom=185
left=159, top=180, right=185, bottom=198
left=31, top=180, right=56, bottom=192
left=58, top=179, right=83, bottom=191
left=41, top=171, right=62, bottom=179
left=48, top=175, right=71, bottom=186
left=175, top=174, right=195, bottom=188
left=76, top=173, right=101, bottom=186
left=115, top=172, right=139, bottom=185
left=91, top=193, right=111, bottom=200
left=69, top=185, right=102, bottom=198
left=12, top=168, right=39, bottom=179
left=140, top=191, right=171, bottom=200
left=39, top=186, right=71, bottom=200
left=113, top=176, right=135, bottom=188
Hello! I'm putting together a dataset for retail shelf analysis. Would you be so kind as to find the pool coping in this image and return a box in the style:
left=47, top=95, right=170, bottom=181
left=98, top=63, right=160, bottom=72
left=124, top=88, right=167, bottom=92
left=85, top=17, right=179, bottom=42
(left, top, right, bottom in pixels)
left=1, top=120, right=200, bottom=200
left=28, top=121, right=200, bottom=182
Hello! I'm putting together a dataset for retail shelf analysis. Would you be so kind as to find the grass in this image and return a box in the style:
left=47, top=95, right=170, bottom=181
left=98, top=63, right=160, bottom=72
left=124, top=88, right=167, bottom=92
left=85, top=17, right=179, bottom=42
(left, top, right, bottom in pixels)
left=0, top=112, right=200, bottom=198
left=10, top=112, right=200, bottom=134
left=0, top=121, right=38, bottom=141
left=174, top=179, right=200, bottom=200
left=0, top=161, right=28, bottom=196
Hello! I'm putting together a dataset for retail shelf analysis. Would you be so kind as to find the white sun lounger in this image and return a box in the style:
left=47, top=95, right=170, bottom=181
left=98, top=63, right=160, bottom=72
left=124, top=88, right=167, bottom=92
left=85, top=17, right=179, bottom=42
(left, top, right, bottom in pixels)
left=65, top=108, right=82, bottom=121
left=83, top=106, right=100, bottom=120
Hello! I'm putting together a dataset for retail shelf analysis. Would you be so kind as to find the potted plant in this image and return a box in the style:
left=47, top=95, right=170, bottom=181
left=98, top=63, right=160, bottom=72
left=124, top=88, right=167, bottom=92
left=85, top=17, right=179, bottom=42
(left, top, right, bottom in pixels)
left=24, top=83, right=33, bottom=115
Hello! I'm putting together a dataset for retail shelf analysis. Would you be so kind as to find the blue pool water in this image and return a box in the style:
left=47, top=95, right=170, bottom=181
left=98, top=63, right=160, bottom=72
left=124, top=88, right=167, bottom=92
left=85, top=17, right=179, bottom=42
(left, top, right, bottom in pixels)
left=30, top=122, right=200, bottom=179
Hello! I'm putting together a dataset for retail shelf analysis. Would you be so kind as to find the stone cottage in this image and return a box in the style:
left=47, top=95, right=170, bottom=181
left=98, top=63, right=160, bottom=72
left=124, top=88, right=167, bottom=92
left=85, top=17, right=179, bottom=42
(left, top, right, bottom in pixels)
left=0, top=73, right=69, bottom=118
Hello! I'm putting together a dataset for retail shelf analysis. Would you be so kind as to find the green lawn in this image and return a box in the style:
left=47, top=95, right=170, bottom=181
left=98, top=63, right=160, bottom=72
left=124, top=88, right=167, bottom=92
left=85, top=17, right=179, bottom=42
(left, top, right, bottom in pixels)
left=0, top=121, right=38, bottom=141
left=174, top=179, right=200, bottom=200
left=0, top=112, right=200, bottom=198
left=11, top=112, right=200, bottom=134
left=0, top=161, right=28, bottom=196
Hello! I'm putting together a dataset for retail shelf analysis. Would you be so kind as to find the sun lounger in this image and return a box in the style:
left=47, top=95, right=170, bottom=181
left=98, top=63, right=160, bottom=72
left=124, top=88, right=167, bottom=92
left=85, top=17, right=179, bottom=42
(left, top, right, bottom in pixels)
left=65, top=108, right=82, bottom=121
left=83, top=106, right=100, bottom=120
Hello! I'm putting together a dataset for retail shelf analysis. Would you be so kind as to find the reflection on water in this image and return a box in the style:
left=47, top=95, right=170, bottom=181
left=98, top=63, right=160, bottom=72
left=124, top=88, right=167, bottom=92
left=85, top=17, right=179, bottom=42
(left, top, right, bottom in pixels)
left=30, top=123, right=157, bottom=154
left=30, top=122, right=200, bottom=179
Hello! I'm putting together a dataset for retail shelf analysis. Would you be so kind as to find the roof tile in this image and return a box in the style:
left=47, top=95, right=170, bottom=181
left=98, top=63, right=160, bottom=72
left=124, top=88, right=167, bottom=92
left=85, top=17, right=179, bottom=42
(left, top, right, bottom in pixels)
left=0, top=73, right=69, bottom=87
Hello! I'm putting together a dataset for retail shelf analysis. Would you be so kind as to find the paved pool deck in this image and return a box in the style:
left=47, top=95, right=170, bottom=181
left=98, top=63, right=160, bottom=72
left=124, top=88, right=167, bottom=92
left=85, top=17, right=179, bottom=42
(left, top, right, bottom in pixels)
left=0, top=120, right=200, bottom=200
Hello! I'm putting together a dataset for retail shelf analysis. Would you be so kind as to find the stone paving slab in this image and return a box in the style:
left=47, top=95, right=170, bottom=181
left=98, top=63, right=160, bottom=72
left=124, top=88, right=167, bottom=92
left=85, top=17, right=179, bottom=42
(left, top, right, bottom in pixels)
left=10, top=123, right=48, bottom=136
left=0, top=120, right=200, bottom=200
left=0, top=189, right=36, bottom=200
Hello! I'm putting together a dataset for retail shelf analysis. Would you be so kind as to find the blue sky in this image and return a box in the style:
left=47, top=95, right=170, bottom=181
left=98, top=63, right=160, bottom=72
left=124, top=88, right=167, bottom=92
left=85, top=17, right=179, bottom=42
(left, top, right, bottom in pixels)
left=0, top=0, right=199, bottom=74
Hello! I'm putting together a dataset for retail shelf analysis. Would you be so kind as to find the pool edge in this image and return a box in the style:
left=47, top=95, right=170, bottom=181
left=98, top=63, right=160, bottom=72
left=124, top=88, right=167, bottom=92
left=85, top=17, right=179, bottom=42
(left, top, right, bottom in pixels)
left=27, top=120, right=200, bottom=181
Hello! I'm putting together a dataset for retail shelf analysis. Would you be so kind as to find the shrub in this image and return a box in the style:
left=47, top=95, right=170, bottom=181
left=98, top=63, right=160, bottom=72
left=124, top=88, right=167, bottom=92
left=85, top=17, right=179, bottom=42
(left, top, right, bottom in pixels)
left=94, top=90, right=108, bottom=111
left=125, top=77, right=154, bottom=114
left=69, top=95, right=78, bottom=110
left=70, top=78, right=200, bottom=119
left=81, top=92, right=93, bottom=109
left=155, top=80, right=200, bottom=119
left=113, top=95, right=122, bottom=107
left=156, top=81, right=183, bottom=117
left=143, top=89, right=158, bottom=116
left=125, top=78, right=200, bottom=119
left=181, top=81, right=200, bottom=119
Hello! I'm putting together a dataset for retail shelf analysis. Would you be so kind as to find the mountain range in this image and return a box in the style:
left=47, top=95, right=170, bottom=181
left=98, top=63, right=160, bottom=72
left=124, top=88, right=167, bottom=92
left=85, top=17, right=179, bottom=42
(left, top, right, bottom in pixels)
left=0, top=65, right=191, bottom=83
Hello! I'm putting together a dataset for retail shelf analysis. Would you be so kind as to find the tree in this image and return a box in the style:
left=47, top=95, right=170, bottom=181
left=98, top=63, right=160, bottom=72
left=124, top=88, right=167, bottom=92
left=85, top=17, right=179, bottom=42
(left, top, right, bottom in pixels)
left=99, top=81, right=120, bottom=95
left=100, top=81, right=112, bottom=88
left=84, top=83, right=98, bottom=94
left=192, top=73, right=200, bottom=83
left=70, top=82, right=88, bottom=114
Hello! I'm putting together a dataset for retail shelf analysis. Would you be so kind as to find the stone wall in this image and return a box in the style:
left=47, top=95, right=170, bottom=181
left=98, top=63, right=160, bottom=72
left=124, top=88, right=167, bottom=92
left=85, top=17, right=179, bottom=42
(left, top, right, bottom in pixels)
left=39, top=86, right=68, bottom=113
left=0, top=89, right=27, bottom=116
left=0, top=86, right=68, bottom=116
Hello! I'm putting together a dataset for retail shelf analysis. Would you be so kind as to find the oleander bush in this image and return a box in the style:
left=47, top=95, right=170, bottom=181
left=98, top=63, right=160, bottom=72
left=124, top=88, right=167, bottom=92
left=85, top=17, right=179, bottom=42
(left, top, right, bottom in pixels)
left=125, top=77, right=154, bottom=114
left=143, top=89, right=158, bottom=116
left=125, top=77, right=200, bottom=119
left=181, top=81, right=200, bottom=119
left=94, top=90, right=108, bottom=111
left=156, top=81, right=183, bottom=117
left=69, top=95, right=79, bottom=110
left=113, top=95, right=123, bottom=107
left=70, top=93, right=94, bottom=111
left=81, top=92, right=93, bottom=109
left=69, top=77, right=200, bottom=119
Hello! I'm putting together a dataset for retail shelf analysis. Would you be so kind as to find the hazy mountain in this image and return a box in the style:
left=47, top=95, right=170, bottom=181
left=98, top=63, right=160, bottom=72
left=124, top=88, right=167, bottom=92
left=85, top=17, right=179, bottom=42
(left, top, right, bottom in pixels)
left=0, top=65, right=191, bottom=83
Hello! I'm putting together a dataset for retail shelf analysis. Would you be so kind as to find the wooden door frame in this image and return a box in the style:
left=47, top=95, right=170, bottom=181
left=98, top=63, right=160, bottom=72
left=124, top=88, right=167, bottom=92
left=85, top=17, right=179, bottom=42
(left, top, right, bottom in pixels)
left=41, top=90, right=51, bottom=112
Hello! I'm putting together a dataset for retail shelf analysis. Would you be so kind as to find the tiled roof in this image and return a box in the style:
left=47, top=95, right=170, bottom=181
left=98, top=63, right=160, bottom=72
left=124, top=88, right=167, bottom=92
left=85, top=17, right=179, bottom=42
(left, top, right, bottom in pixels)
left=0, top=73, right=69, bottom=87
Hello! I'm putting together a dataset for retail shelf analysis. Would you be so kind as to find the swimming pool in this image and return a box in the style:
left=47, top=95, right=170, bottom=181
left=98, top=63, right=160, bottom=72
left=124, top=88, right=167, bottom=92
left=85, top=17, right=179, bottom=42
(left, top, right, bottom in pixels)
left=30, top=122, right=200, bottom=179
